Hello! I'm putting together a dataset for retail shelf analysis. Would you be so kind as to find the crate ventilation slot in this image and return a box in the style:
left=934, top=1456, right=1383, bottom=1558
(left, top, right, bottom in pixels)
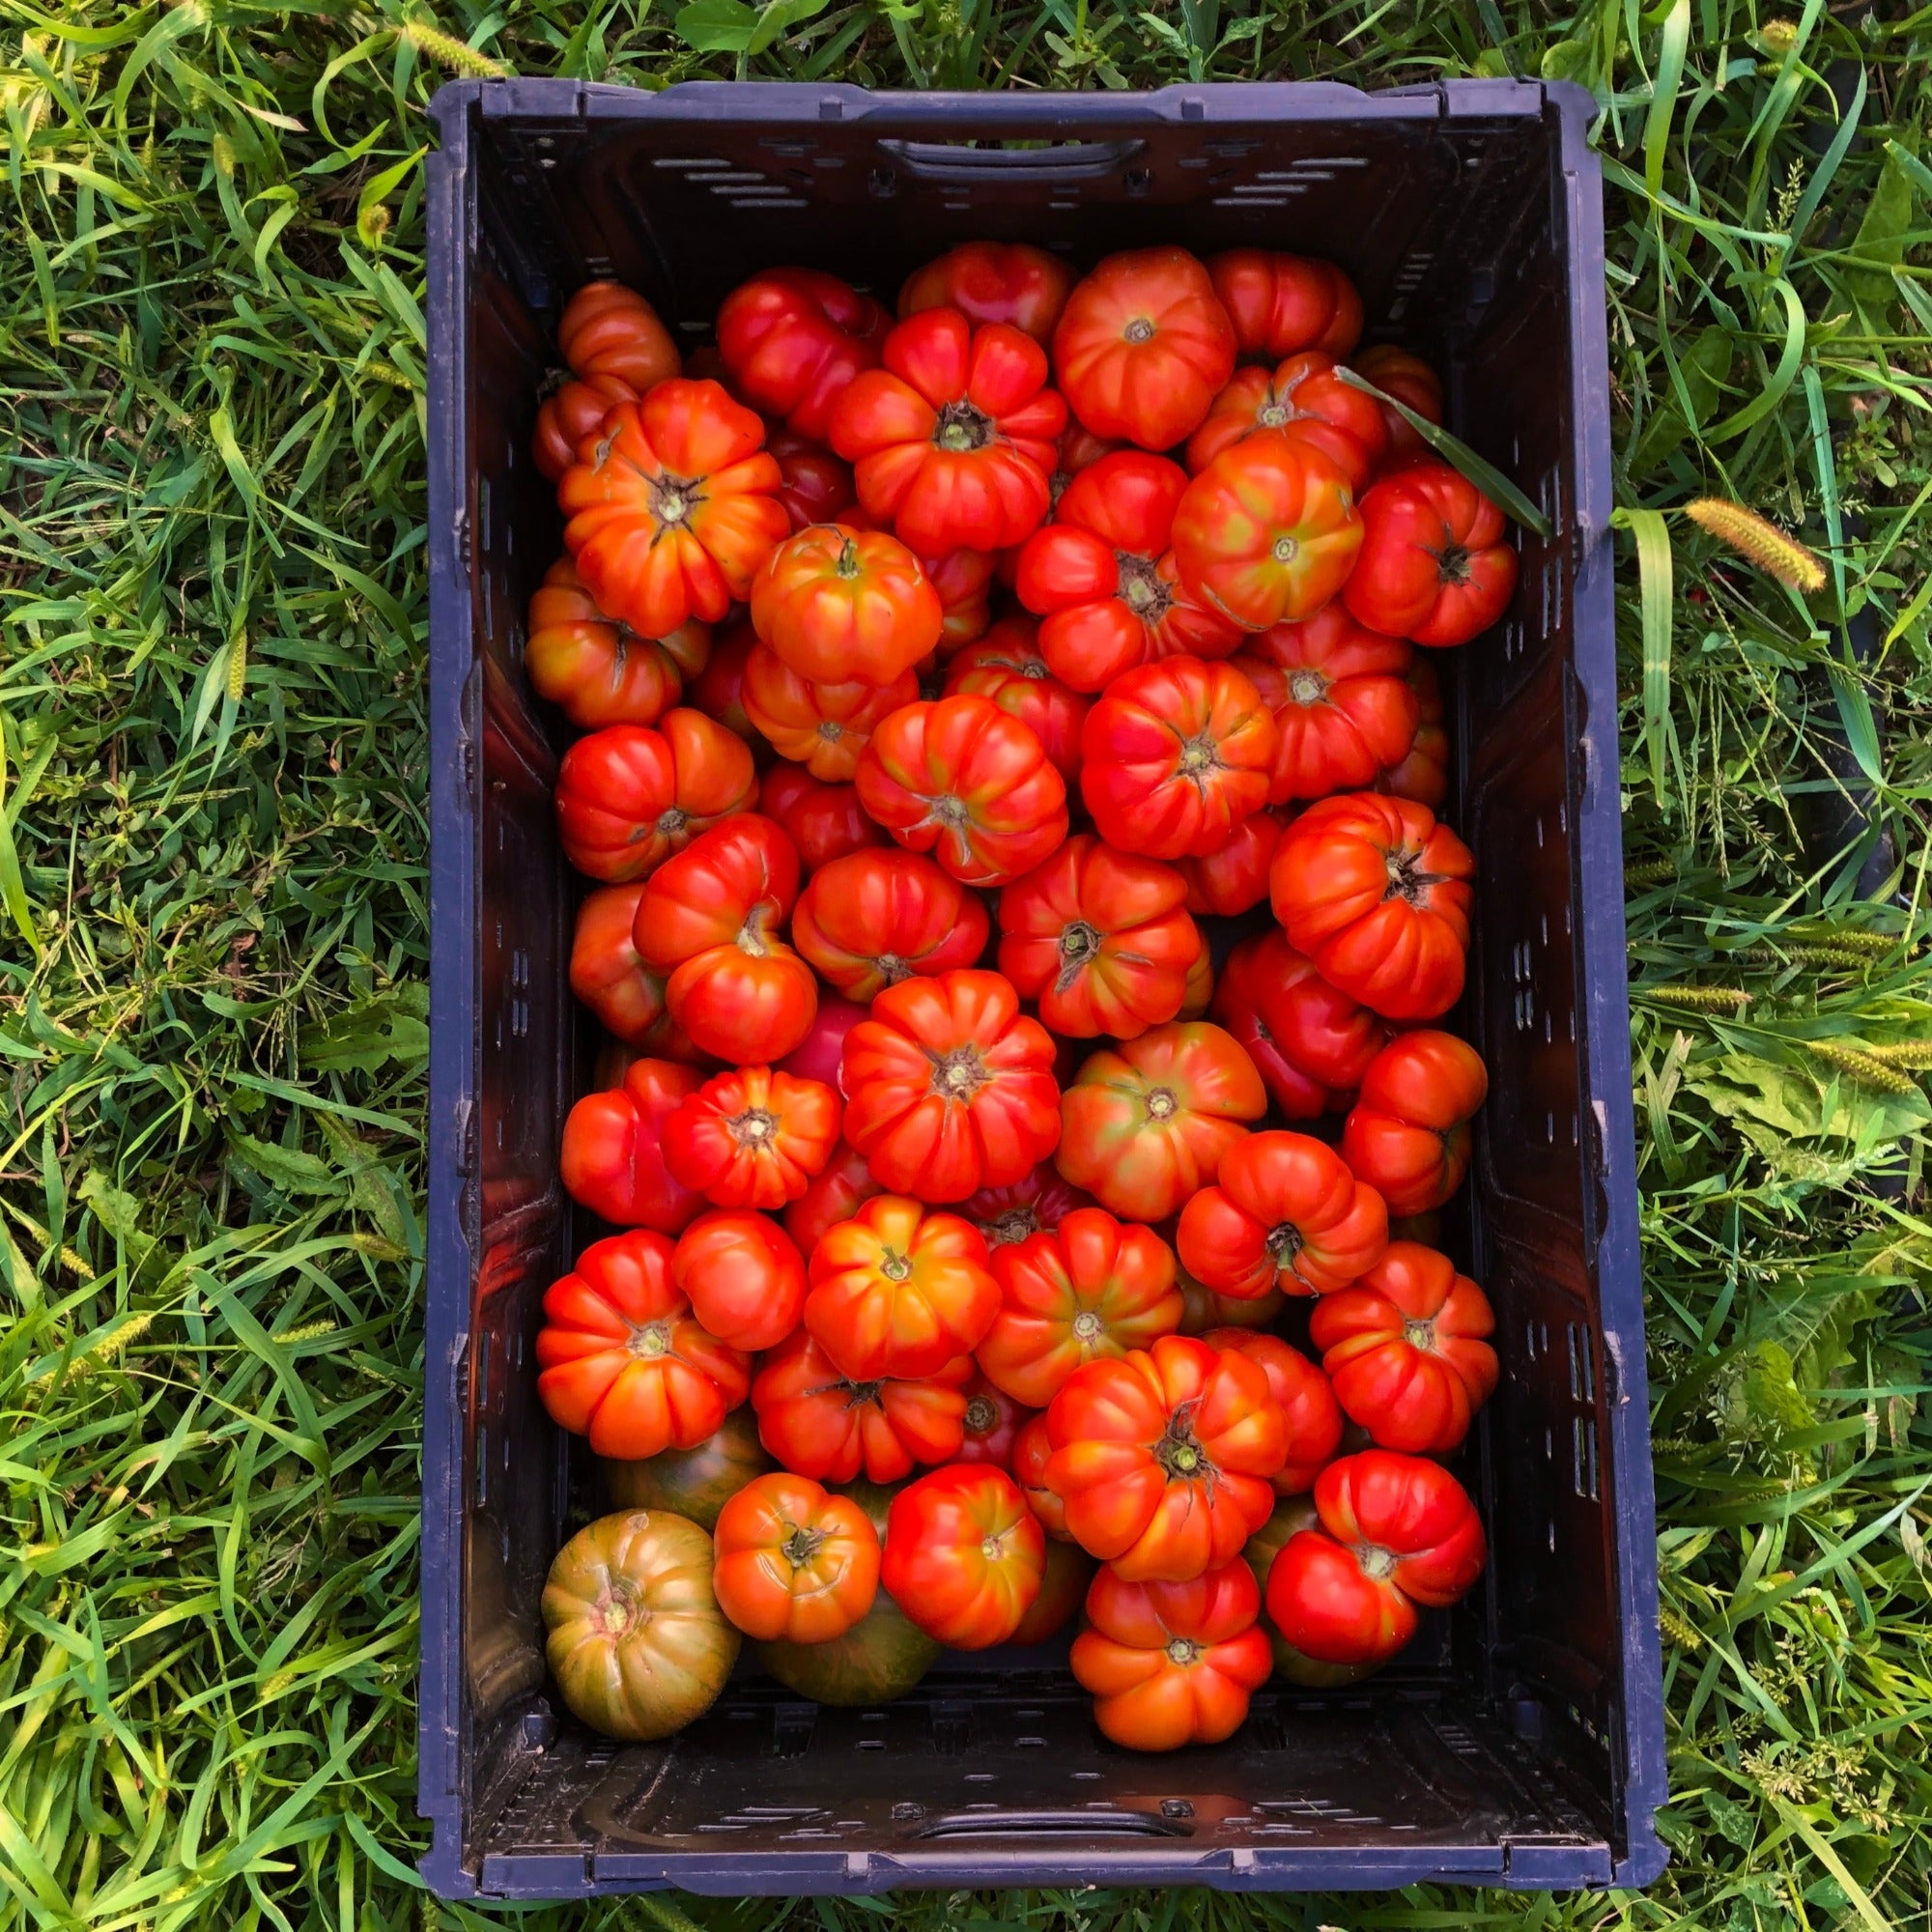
left=649, top=155, right=805, bottom=209
left=1212, top=156, right=1371, bottom=210
left=910, top=1808, right=1188, bottom=1839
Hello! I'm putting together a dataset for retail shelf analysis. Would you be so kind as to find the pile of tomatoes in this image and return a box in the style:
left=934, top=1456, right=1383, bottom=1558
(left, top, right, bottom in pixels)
left=524, top=242, right=1512, bottom=1754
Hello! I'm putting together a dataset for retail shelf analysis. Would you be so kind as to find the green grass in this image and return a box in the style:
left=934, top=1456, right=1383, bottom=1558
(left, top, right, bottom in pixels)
left=0, top=2, right=1928, bottom=1929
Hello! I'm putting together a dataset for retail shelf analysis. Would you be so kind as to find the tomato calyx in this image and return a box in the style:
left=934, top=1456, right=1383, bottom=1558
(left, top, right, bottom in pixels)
left=1177, top=733, right=1224, bottom=780
left=727, top=1105, right=779, bottom=1150
left=1403, top=1315, right=1438, bottom=1351
left=1287, top=668, right=1329, bottom=707
left=1381, top=846, right=1447, bottom=906
left=984, top=1208, right=1039, bottom=1247
left=1164, top=1635, right=1201, bottom=1665
left=878, top=1248, right=914, bottom=1284
left=628, top=1320, right=673, bottom=1361
left=1116, top=551, right=1173, bottom=621
left=654, top=806, right=689, bottom=839
left=928, top=1043, right=990, bottom=1101
left=599, top=1580, right=643, bottom=1637
left=965, top=1394, right=998, bottom=1433
left=1145, top=1085, right=1179, bottom=1122
left=1271, top=535, right=1301, bottom=564
left=1071, top=1310, right=1105, bottom=1342
left=1265, top=1221, right=1304, bottom=1267
left=649, top=469, right=704, bottom=530
left=1154, top=1413, right=1211, bottom=1480
left=836, top=537, right=865, bottom=580
left=1056, top=921, right=1103, bottom=989
left=873, top=952, right=913, bottom=985
left=1356, top=1541, right=1399, bottom=1581
left=736, top=911, right=776, bottom=957
left=934, top=400, right=995, bottom=453
left=1122, top=317, right=1156, bottom=345
left=1430, top=539, right=1474, bottom=586
left=781, top=1522, right=828, bottom=1568
left=929, top=792, right=971, bottom=829
left=817, top=720, right=846, bottom=743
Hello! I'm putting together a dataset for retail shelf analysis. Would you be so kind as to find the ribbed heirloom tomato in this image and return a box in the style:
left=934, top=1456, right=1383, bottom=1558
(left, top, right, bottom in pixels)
left=1013, top=1412, right=1068, bottom=1538
left=1210, top=930, right=1389, bottom=1119
left=777, top=996, right=867, bottom=1090
left=561, top=1058, right=707, bottom=1233
left=941, top=617, right=1091, bottom=781
left=840, top=970, right=1061, bottom=1203
left=712, top=1472, right=881, bottom=1644
left=783, top=1141, right=885, bottom=1256
left=996, top=835, right=1203, bottom=1039
left=882, top=1465, right=1045, bottom=1649
left=1057, top=1020, right=1267, bottom=1222
left=687, top=620, right=760, bottom=745
left=602, top=1406, right=773, bottom=1530
left=662, top=1065, right=839, bottom=1211
left=1269, top=794, right=1474, bottom=1022
left=532, top=281, right=681, bottom=480
left=1185, top=354, right=1388, bottom=491
left=526, top=556, right=710, bottom=729
left=533, top=370, right=638, bottom=485
left=1071, top=1559, right=1273, bottom=1750
left=979, top=1207, right=1184, bottom=1406
left=1175, top=810, right=1285, bottom=918
left=536, top=1231, right=752, bottom=1458
left=767, top=430, right=857, bottom=531
left=716, top=268, right=889, bottom=440
left=559, top=381, right=790, bottom=639
left=954, top=1371, right=1031, bottom=1469
left=750, top=524, right=944, bottom=688
left=1239, top=1498, right=1378, bottom=1687
left=961, top=1164, right=1094, bottom=1251
left=1341, top=1032, right=1489, bottom=1213
left=1052, top=247, right=1237, bottom=450
left=1310, top=1241, right=1498, bottom=1453
left=1080, top=659, right=1278, bottom=863
left=554, top=714, right=756, bottom=884
left=1345, top=462, right=1518, bottom=647
left=1207, top=250, right=1363, bottom=361
left=752, top=1330, right=971, bottom=1483
left=829, top=309, right=1066, bottom=555
left=1378, top=656, right=1449, bottom=807
left=1176, top=1129, right=1389, bottom=1299
left=757, top=767, right=887, bottom=872
left=855, top=696, right=1069, bottom=889
left=1177, top=1268, right=1286, bottom=1339
left=917, top=542, right=999, bottom=652
left=1013, top=452, right=1243, bottom=693
left=898, top=242, right=1076, bottom=343
left=569, top=885, right=696, bottom=1060
left=1206, top=1330, right=1344, bottom=1493
left=671, top=1209, right=808, bottom=1352
left=1045, top=1335, right=1288, bottom=1581
left=741, top=644, right=918, bottom=782
left=805, top=1193, right=999, bottom=1379
left=1350, top=344, right=1445, bottom=466
left=792, top=850, right=990, bottom=1003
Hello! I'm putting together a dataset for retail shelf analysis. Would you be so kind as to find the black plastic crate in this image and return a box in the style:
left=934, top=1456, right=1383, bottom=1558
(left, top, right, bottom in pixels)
left=422, top=76, right=1665, bottom=1901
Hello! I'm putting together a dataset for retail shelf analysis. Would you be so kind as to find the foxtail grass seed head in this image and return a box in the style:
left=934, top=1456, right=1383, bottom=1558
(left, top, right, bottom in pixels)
left=1865, top=1040, right=1932, bottom=1069
left=1758, top=17, right=1801, bottom=52
left=399, top=20, right=510, bottom=78
left=1645, top=984, right=1751, bottom=1010
left=1683, top=498, right=1827, bottom=593
left=1804, top=1039, right=1918, bottom=1094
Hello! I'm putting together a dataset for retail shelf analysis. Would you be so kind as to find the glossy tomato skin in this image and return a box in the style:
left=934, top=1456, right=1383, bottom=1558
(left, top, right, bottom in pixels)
left=662, top=1065, right=840, bottom=1212
left=1014, top=452, right=1243, bottom=693
left=962, top=1163, right=1095, bottom=1252
left=1071, top=1558, right=1273, bottom=1750
left=554, top=714, right=757, bottom=884
left=882, top=1464, right=1045, bottom=1649
left=1176, top=1265, right=1286, bottom=1339
left=757, top=765, right=888, bottom=871
left=979, top=1207, right=1185, bottom=1407
left=954, top=1370, right=1033, bottom=1470
left=777, top=995, right=868, bottom=1091
left=1350, top=345, right=1445, bottom=468
left=1269, top=794, right=1474, bottom=1022
left=1264, top=1450, right=1487, bottom=1665
left=1207, top=250, right=1363, bottom=362
left=1171, top=811, right=1283, bottom=920
left=1345, top=463, right=1518, bottom=647
left=741, top=643, right=919, bottom=782
left=1080, top=659, right=1278, bottom=862
left=602, top=1405, right=773, bottom=1529
left=534, top=370, right=639, bottom=484
left=752, top=1330, right=972, bottom=1482
left=921, top=543, right=998, bottom=653
left=856, top=695, right=1069, bottom=888
left=782, top=1139, right=885, bottom=1254
left=559, top=383, right=789, bottom=639
left=1376, top=655, right=1449, bottom=808
left=1241, top=1496, right=1380, bottom=1686
left=1176, top=1129, right=1389, bottom=1299
left=1045, top=1335, right=1288, bottom=1582
left=942, top=616, right=1092, bottom=781
left=840, top=970, right=1062, bottom=1203
left=1012, top=1411, right=1071, bottom=1539
left=1206, top=1329, right=1345, bottom=1493
left=526, top=555, right=709, bottom=728
left=899, top=242, right=1077, bottom=343
left=767, top=429, right=858, bottom=531
left=561, top=1059, right=708, bottom=1232
left=687, top=618, right=764, bottom=750
left=1052, top=247, right=1237, bottom=450
left=751, top=523, right=945, bottom=688
left=1211, top=930, right=1389, bottom=1120
left=712, top=1471, right=881, bottom=1643
left=558, top=280, right=682, bottom=388
left=1310, top=1241, right=1498, bottom=1453
left=716, top=268, right=889, bottom=440
left=997, top=836, right=1203, bottom=1040
left=1185, top=354, right=1387, bottom=490
left=1340, top=1031, right=1489, bottom=1214
left=1010, top=1537, right=1096, bottom=1644
left=671, top=1209, right=808, bottom=1352
left=1170, top=430, right=1365, bottom=632
left=569, top=884, right=699, bottom=1061
left=535, top=1231, right=752, bottom=1458
left=830, top=309, right=1066, bottom=555
left=793, top=850, right=990, bottom=1003
left=1056, top=1021, right=1267, bottom=1223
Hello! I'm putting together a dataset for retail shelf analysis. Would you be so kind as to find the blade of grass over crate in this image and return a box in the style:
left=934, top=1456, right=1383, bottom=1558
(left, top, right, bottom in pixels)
left=1614, top=506, right=1674, bottom=806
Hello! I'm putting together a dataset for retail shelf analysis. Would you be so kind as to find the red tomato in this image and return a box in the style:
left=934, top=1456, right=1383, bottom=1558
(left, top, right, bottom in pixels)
left=882, top=1464, right=1045, bottom=1649
left=840, top=970, right=1061, bottom=1203
left=1079, top=659, right=1277, bottom=862
left=560, top=1059, right=707, bottom=1233
left=526, top=555, right=709, bottom=729
left=536, top=1230, right=751, bottom=1457
left=568, top=884, right=697, bottom=1061
left=686, top=618, right=763, bottom=749
left=1013, top=1410, right=1070, bottom=1539
left=1013, top=452, right=1243, bottom=694
left=855, top=696, right=1069, bottom=888
left=757, top=765, right=888, bottom=871
left=1174, top=810, right=1285, bottom=918
left=752, top=1330, right=971, bottom=1483
left=559, top=382, right=789, bottom=639
left=556, top=280, right=682, bottom=388
left=1045, top=1335, right=1287, bottom=1581
left=1010, top=1538, right=1096, bottom=1644
left=829, top=309, right=1066, bottom=555
left=996, top=835, right=1203, bottom=1039
left=1177, top=1128, right=1389, bottom=1299
left=1210, top=930, right=1388, bottom=1120
left=741, top=643, right=919, bottom=782
left=1185, top=353, right=1387, bottom=491
left=1340, top=1032, right=1488, bottom=1214
left=1350, top=344, right=1444, bottom=468
left=1056, top=1021, right=1266, bottom=1223
left=1264, top=1450, right=1486, bottom=1665
left=1240, top=1496, right=1378, bottom=1687
left=662, top=1065, right=839, bottom=1211
left=1309, top=1241, right=1498, bottom=1453
left=1207, top=251, right=1362, bottom=362
left=954, top=1370, right=1033, bottom=1470
left=1170, top=431, right=1364, bottom=631
left=961, top=1164, right=1095, bottom=1252
left=751, top=524, right=944, bottom=688
left=921, top=543, right=998, bottom=653
left=1236, top=605, right=1420, bottom=802
left=554, top=713, right=757, bottom=884
left=767, top=429, right=858, bottom=531
left=1179, top=947, right=1213, bottom=1021
left=792, top=850, right=990, bottom=1003
left=979, top=1207, right=1184, bottom=1407
left=805, top=1192, right=999, bottom=1379
left=1344, top=463, right=1518, bottom=647
left=1071, top=1558, right=1272, bottom=1749
left=941, top=616, right=1091, bottom=780
left=1176, top=1264, right=1285, bottom=1339
left=712, top=1472, right=880, bottom=1643
left=1205, top=1329, right=1345, bottom=1494
left=1052, top=247, right=1237, bottom=450
left=898, top=242, right=1077, bottom=344
left=777, top=995, right=867, bottom=1089
left=672, top=1209, right=807, bottom=1352
left=533, top=371, right=636, bottom=485
left=1269, top=794, right=1474, bottom=1021
left=716, top=268, right=889, bottom=440
left=1376, top=655, right=1449, bottom=808
left=782, top=1139, right=884, bottom=1255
